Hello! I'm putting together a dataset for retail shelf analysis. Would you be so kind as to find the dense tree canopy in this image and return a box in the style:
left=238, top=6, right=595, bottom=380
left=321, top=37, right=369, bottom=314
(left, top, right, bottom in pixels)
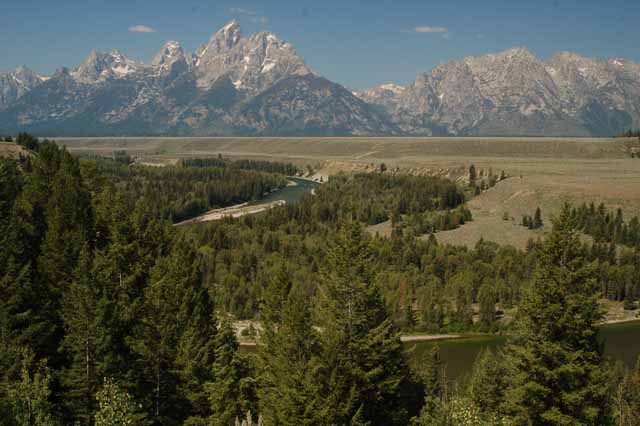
left=0, top=135, right=638, bottom=426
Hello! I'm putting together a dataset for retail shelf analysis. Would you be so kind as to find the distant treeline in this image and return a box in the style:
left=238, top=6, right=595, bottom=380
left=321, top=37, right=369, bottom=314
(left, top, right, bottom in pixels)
left=617, top=129, right=640, bottom=138
left=398, top=205, right=473, bottom=237
left=570, top=202, right=640, bottom=248
left=310, top=173, right=466, bottom=226
left=182, top=156, right=300, bottom=176
left=3, top=132, right=43, bottom=151
left=85, top=159, right=288, bottom=223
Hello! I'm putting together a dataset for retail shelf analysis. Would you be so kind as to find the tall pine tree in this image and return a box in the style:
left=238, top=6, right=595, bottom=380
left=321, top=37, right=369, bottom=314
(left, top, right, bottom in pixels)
left=207, top=318, right=256, bottom=426
left=258, top=265, right=322, bottom=426
left=313, top=221, right=421, bottom=426
left=504, top=204, right=610, bottom=425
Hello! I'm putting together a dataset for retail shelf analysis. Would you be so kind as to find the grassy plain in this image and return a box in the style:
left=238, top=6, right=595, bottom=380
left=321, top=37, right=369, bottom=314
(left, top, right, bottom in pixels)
left=0, top=142, right=27, bottom=159
left=55, top=136, right=640, bottom=248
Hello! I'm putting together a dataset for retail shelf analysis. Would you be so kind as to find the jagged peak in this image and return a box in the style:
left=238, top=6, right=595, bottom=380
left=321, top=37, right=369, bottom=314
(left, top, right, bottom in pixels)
left=15, top=64, right=33, bottom=74
left=378, top=83, right=405, bottom=93
left=152, top=40, right=185, bottom=66
left=414, top=71, right=429, bottom=85
left=548, top=51, right=594, bottom=65
left=212, top=19, right=243, bottom=44
left=553, top=51, right=586, bottom=59
left=195, top=20, right=244, bottom=65
left=609, top=57, right=635, bottom=67
left=86, top=49, right=100, bottom=60
left=465, top=46, right=538, bottom=64
left=501, top=46, right=535, bottom=58
left=222, top=19, right=241, bottom=32
left=251, top=31, right=280, bottom=42
left=164, top=40, right=182, bottom=49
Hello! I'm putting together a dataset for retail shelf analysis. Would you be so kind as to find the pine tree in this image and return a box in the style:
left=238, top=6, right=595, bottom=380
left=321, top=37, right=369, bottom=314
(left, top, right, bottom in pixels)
left=477, top=281, right=496, bottom=326
left=403, top=299, right=416, bottom=329
left=449, top=271, right=473, bottom=327
left=61, top=246, right=103, bottom=423
left=412, top=345, right=447, bottom=426
left=469, top=165, right=477, bottom=187
left=467, top=348, right=507, bottom=418
left=131, top=239, right=211, bottom=425
left=504, top=205, right=610, bottom=425
left=208, top=319, right=256, bottom=426
left=533, top=207, right=543, bottom=229
left=313, top=221, right=421, bottom=426
left=258, top=266, right=322, bottom=425
left=4, top=143, right=79, bottom=361
left=174, top=244, right=218, bottom=419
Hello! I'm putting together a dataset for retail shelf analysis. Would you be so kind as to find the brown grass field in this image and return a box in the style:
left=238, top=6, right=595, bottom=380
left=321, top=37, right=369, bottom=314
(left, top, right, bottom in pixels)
left=0, top=142, right=27, bottom=159
left=54, top=136, right=640, bottom=248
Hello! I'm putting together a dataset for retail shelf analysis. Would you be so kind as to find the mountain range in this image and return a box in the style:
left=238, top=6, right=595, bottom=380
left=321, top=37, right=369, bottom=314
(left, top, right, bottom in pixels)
left=1, top=20, right=639, bottom=137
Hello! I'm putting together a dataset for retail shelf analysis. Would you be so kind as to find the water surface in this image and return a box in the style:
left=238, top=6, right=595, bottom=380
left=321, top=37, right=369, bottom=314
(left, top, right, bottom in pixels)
left=250, top=177, right=320, bottom=206
left=408, top=320, right=640, bottom=382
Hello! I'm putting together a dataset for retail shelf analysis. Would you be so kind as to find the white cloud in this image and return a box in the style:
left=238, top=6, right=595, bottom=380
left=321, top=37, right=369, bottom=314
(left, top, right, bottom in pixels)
left=414, top=26, right=448, bottom=34
left=129, top=25, right=156, bottom=33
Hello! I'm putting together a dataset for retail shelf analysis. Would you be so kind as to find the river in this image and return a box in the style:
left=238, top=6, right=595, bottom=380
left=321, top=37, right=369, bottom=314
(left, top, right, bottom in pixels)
left=407, top=320, right=640, bottom=382
left=252, top=177, right=320, bottom=206
left=176, top=177, right=320, bottom=225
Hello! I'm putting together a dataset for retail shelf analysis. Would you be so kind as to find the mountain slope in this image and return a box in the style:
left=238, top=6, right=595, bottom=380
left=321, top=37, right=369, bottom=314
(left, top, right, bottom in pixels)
left=2, top=23, right=640, bottom=137
left=0, top=65, right=48, bottom=111
left=234, top=74, right=398, bottom=136
left=0, top=21, right=387, bottom=136
left=357, top=48, right=640, bottom=136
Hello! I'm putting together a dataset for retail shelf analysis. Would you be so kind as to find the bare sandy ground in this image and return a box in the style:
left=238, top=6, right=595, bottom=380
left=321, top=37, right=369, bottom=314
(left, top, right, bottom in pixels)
left=174, top=199, right=286, bottom=226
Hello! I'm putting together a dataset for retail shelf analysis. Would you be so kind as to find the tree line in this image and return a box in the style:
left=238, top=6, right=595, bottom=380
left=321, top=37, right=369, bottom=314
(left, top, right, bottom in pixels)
left=570, top=202, right=640, bottom=248
left=81, top=157, right=289, bottom=223
left=182, top=156, right=299, bottom=176
left=617, top=129, right=640, bottom=138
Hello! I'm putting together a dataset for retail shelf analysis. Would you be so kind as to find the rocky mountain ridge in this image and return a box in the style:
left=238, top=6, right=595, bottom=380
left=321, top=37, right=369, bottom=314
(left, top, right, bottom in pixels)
left=357, top=47, right=640, bottom=136
left=1, top=23, right=639, bottom=136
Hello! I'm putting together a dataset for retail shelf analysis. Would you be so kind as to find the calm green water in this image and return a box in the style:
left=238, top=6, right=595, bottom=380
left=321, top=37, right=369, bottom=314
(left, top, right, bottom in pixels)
left=250, top=177, right=320, bottom=206
left=408, top=320, right=640, bottom=382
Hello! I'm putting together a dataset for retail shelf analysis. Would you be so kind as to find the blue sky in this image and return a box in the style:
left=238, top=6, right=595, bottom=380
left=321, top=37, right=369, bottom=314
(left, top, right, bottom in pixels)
left=2, top=0, right=639, bottom=88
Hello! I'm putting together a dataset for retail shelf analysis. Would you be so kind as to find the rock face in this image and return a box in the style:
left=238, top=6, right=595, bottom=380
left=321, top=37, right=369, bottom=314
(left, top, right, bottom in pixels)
left=0, top=21, right=389, bottom=136
left=193, top=20, right=312, bottom=93
left=0, top=65, right=48, bottom=111
left=1, top=24, right=640, bottom=136
left=357, top=47, right=640, bottom=136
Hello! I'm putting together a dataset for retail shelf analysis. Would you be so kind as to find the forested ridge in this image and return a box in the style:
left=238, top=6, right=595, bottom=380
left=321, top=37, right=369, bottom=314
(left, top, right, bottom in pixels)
left=0, top=136, right=639, bottom=425
left=84, top=158, right=289, bottom=223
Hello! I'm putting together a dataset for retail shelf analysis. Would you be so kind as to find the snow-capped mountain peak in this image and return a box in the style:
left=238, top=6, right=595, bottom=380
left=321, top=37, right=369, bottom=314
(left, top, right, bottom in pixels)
left=355, top=46, right=640, bottom=136
left=0, top=65, right=48, bottom=110
left=71, top=49, right=142, bottom=83
left=3, top=29, right=640, bottom=137
left=192, top=21, right=311, bottom=91
left=195, top=19, right=243, bottom=67
left=152, top=41, right=184, bottom=65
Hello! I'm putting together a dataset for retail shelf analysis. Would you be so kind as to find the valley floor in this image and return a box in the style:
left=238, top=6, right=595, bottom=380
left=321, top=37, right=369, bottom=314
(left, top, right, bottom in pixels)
left=57, top=136, right=640, bottom=248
